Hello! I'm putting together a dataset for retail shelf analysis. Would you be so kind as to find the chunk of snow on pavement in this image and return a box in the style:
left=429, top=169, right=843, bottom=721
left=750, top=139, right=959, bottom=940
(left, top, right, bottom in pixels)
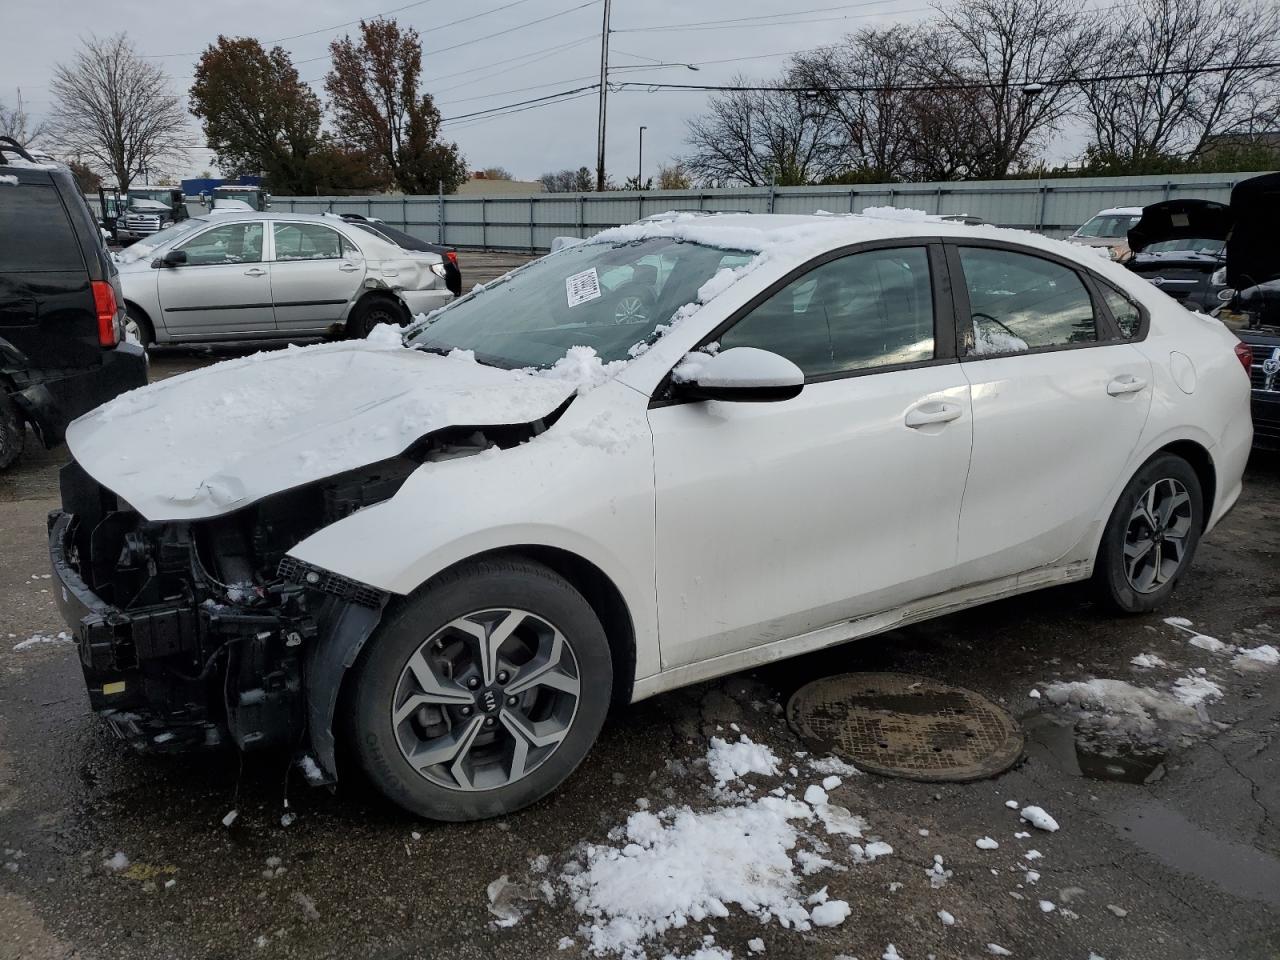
left=1028, top=689, right=1041, bottom=699
left=975, top=837, right=999, bottom=850
left=1043, top=678, right=1213, bottom=733
left=1188, top=634, right=1230, bottom=654
left=883, top=945, right=904, bottom=960
left=221, top=809, right=239, bottom=828
left=1019, top=806, right=1059, bottom=832
left=1004, top=800, right=1019, bottom=809
left=821, top=776, right=842, bottom=791
left=1024, top=870, right=1040, bottom=884
left=803, top=785, right=828, bottom=806
left=748, top=937, right=766, bottom=953
left=1232, top=645, right=1279, bottom=669
left=1163, top=616, right=1192, bottom=627
left=662, top=949, right=733, bottom=960
left=1170, top=676, right=1223, bottom=707
left=815, top=803, right=866, bottom=838
left=298, top=755, right=327, bottom=784
left=1130, top=653, right=1166, bottom=668
left=1024, top=850, right=1043, bottom=861
left=558, top=936, right=575, bottom=950
left=808, top=756, right=860, bottom=777
left=810, top=899, right=850, bottom=927
left=13, top=631, right=73, bottom=651
left=1039, top=900, right=1056, bottom=912
left=103, top=851, right=129, bottom=871
left=364, top=323, right=406, bottom=349
left=706, top=736, right=780, bottom=785
left=487, top=875, right=533, bottom=927
left=1014, top=831, right=1031, bottom=839
left=850, top=841, right=893, bottom=862
left=988, top=944, right=1012, bottom=956
left=937, top=909, right=956, bottom=925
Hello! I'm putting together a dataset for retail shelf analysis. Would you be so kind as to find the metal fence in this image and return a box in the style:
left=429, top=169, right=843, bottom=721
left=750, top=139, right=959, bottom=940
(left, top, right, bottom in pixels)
left=272, top=171, right=1269, bottom=253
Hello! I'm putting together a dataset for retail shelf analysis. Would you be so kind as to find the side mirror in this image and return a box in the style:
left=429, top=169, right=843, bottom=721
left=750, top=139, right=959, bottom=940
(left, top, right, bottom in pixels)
left=153, top=249, right=187, bottom=269
left=675, top=347, right=804, bottom=403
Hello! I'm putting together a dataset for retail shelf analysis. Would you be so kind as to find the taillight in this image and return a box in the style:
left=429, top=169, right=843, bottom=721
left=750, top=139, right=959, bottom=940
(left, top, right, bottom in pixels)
left=1234, top=341, right=1253, bottom=377
left=91, top=280, right=119, bottom=347
left=446, top=250, right=458, bottom=266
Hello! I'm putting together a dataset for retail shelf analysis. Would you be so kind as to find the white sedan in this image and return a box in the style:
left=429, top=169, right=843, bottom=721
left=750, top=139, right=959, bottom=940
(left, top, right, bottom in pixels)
left=51, top=213, right=1252, bottom=821
left=111, top=211, right=455, bottom=345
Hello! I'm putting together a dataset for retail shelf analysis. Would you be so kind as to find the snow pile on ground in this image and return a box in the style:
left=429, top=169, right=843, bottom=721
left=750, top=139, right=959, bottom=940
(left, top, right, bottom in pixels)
left=1018, top=806, right=1059, bottom=832
left=562, top=736, right=870, bottom=957
left=1130, top=653, right=1166, bottom=669
left=808, top=756, right=861, bottom=777
left=1164, top=616, right=1232, bottom=654
left=706, top=735, right=781, bottom=785
left=1170, top=676, right=1223, bottom=707
left=13, top=631, right=73, bottom=651
left=1042, top=677, right=1222, bottom=736
left=1232, top=645, right=1279, bottom=671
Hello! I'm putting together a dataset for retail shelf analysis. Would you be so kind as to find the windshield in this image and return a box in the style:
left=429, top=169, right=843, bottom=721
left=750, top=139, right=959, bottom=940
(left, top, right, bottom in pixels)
left=129, top=190, right=175, bottom=206
left=1141, top=238, right=1225, bottom=255
left=116, top=218, right=209, bottom=262
left=1074, top=214, right=1141, bottom=239
left=217, top=190, right=258, bottom=204
left=406, top=237, right=753, bottom=369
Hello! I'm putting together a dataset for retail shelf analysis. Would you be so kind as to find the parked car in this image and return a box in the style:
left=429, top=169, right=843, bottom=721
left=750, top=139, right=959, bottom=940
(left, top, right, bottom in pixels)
left=1126, top=177, right=1280, bottom=449
left=335, top=213, right=462, bottom=297
left=48, top=213, right=1251, bottom=820
left=1067, top=206, right=1144, bottom=260
left=113, top=211, right=456, bottom=346
left=0, top=137, right=147, bottom=470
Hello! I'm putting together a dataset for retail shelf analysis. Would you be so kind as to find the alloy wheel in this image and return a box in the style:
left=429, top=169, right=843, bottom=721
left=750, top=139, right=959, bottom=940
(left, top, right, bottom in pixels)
left=390, top=608, right=582, bottom=791
left=613, top=295, right=649, bottom=324
left=1123, top=478, right=1193, bottom=593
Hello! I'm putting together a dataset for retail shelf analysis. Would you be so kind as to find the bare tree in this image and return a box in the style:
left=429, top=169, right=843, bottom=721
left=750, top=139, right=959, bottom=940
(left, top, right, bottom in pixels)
left=920, top=0, right=1104, bottom=177
left=540, top=167, right=600, bottom=192
left=0, top=94, right=46, bottom=145
left=684, top=73, right=843, bottom=186
left=791, top=26, right=923, bottom=180
left=46, top=34, right=188, bottom=190
left=1079, top=0, right=1280, bottom=166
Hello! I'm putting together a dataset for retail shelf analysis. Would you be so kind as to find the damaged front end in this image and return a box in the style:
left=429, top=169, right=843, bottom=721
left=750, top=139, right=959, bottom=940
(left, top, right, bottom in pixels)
left=46, top=422, right=553, bottom=781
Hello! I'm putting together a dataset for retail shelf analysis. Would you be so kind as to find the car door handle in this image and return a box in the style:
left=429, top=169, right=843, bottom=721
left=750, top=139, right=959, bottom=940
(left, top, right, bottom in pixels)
left=905, top=401, right=963, bottom=428
left=1107, top=375, right=1148, bottom=396
left=338, top=262, right=359, bottom=272
left=244, top=267, right=267, bottom=277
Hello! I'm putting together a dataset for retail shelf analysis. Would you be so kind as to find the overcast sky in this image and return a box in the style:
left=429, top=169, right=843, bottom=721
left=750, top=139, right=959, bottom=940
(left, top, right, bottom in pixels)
left=1, top=0, right=1076, bottom=185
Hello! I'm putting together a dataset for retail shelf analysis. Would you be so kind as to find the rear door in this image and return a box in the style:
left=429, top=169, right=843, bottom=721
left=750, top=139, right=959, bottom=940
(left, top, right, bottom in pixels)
left=0, top=170, right=100, bottom=369
left=269, top=221, right=363, bottom=335
left=946, top=242, right=1153, bottom=585
left=157, top=220, right=273, bottom=338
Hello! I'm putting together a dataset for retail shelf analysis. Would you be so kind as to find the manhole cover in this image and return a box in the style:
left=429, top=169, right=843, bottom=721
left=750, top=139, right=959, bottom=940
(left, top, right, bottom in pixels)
left=787, top=672, right=1024, bottom=782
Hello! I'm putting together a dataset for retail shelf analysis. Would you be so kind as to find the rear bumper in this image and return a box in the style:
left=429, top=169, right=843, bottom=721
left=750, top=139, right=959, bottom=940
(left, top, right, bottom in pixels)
left=399, top=288, right=455, bottom=318
left=17, top=342, right=147, bottom=446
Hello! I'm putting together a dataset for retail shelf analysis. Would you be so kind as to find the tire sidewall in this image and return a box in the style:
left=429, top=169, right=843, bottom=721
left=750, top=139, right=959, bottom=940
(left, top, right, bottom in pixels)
left=1098, top=454, right=1204, bottom=613
left=0, top=391, right=24, bottom=470
left=349, top=297, right=404, bottom=339
left=349, top=561, right=613, bottom=821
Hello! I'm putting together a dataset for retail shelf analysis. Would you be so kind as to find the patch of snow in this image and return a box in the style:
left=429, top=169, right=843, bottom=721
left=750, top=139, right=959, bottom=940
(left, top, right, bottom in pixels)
left=1014, top=831, right=1031, bottom=839
left=1028, top=689, right=1041, bottom=699
left=1024, top=850, right=1043, bottom=861
left=103, top=851, right=130, bottom=871
left=364, top=323, right=406, bottom=349
left=0, top=174, right=18, bottom=186
left=1189, top=634, right=1230, bottom=654
left=1232, top=645, right=1279, bottom=670
left=803, top=785, right=828, bottom=806
left=1130, top=652, right=1166, bottom=669
left=850, top=840, right=893, bottom=863
left=860, top=205, right=933, bottom=222
left=937, top=909, right=956, bottom=925
left=1170, top=676, right=1223, bottom=707
left=988, top=944, right=1012, bottom=956
left=13, top=631, right=73, bottom=651
left=1043, top=677, right=1216, bottom=734
left=808, top=756, right=860, bottom=777
left=883, top=945, right=903, bottom=960
left=221, top=809, right=239, bottom=828
left=821, top=776, right=842, bottom=791
left=298, top=755, right=327, bottom=784
left=748, top=937, right=766, bottom=953
left=1019, top=806, right=1059, bottom=832
left=975, top=837, right=999, bottom=850
left=706, top=735, right=781, bottom=785
left=1004, top=800, right=1019, bottom=809
left=1024, top=870, right=1040, bottom=884
left=537, top=345, right=628, bottom=391
left=810, top=899, right=850, bottom=927
left=1039, top=900, right=1056, bottom=913
left=558, top=937, right=575, bottom=950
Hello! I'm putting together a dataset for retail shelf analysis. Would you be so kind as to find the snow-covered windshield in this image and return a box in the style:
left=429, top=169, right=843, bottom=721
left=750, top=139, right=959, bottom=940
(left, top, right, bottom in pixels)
left=406, top=237, right=753, bottom=369
left=1073, top=214, right=1141, bottom=239
left=116, top=218, right=208, bottom=263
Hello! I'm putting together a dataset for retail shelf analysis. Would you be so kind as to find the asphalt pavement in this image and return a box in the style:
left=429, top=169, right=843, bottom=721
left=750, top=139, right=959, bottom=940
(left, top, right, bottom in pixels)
left=1, top=262, right=1277, bottom=959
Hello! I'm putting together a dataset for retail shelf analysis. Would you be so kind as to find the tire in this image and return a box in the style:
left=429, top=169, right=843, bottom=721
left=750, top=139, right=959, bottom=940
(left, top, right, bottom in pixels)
left=0, top=390, right=24, bottom=471
left=124, top=305, right=154, bottom=347
left=1094, top=453, right=1204, bottom=613
left=347, top=557, right=612, bottom=821
left=347, top=296, right=406, bottom=339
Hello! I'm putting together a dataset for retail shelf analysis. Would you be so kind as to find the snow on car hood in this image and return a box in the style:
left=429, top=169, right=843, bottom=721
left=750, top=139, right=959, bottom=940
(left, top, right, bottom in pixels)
left=65, top=335, right=577, bottom=521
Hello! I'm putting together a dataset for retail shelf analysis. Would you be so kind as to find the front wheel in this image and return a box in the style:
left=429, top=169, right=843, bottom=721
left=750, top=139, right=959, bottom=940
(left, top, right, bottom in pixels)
left=1094, top=454, right=1204, bottom=613
left=346, top=558, right=612, bottom=821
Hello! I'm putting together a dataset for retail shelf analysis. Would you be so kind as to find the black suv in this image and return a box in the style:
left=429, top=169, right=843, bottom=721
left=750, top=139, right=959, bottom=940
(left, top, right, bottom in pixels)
left=0, top=137, right=148, bottom=468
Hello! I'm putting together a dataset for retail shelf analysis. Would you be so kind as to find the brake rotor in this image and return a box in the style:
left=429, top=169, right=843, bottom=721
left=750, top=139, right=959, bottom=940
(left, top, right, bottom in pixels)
left=786, top=672, right=1024, bottom=782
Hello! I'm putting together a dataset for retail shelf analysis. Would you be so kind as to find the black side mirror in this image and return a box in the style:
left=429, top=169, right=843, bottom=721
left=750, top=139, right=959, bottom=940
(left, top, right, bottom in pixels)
left=153, top=249, right=188, bottom=269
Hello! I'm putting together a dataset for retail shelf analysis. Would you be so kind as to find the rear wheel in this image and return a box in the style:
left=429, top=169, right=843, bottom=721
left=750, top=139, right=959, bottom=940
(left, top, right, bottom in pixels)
left=347, top=558, right=612, bottom=821
left=124, top=305, right=153, bottom=347
left=1094, top=454, right=1203, bottom=613
left=0, top=391, right=24, bottom=470
left=347, top=296, right=405, bottom=339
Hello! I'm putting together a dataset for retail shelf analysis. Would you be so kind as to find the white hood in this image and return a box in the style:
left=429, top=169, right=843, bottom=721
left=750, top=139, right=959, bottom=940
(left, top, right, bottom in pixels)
left=66, top=337, right=576, bottom=521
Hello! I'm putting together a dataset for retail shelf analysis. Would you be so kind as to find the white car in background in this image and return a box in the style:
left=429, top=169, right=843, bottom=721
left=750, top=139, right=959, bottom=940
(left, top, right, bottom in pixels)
left=50, top=213, right=1252, bottom=821
left=1067, top=206, right=1144, bottom=260
left=112, top=211, right=455, bottom=345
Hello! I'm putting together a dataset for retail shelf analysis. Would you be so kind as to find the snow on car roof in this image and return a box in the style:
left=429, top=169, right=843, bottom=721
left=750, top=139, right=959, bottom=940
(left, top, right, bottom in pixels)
left=1089, top=207, right=1144, bottom=217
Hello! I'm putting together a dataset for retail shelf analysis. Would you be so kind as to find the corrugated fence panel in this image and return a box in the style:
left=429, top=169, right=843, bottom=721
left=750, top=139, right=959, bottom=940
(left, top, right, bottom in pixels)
left=273, top=171, right=1271, bottom=252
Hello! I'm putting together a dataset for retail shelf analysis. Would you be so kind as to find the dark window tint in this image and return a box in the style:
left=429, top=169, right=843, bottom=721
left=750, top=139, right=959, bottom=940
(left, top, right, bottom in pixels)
left=0, top=180, right=84, bottom=272
left=176, top=222, right=264, bottom=266
left=718, top=247, right=935, bottom=377
left=349, top=220, right=435, bottom=253
left=273, top=222, right=343, bottom=261
left=959, top=247, right=1096, bottom=354
left=1100, top=282, right=1142, bottom=339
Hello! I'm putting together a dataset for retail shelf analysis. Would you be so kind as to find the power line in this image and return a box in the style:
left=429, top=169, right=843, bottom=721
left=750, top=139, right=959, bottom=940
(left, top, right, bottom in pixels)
left=440, top=83, right=600, bottom=123
left=428, top=0, right=601, bottom=56
left=614, top=0, right=901, bottom=33
left=445, top=89, right=600, bottom=130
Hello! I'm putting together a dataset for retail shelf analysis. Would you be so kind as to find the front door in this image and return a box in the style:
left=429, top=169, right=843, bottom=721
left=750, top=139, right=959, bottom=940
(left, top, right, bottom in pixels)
left=269, top=221, right=363, bottom=335
left=947, top=242, right=1154, bottom=585
left=649, top=244, right=975, bottom=669
left=157, top=220, right=273, bottom=338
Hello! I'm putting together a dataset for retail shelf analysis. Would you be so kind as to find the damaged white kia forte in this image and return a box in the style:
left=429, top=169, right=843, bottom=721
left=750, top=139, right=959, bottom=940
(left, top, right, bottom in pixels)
left=48, top=213, right=1253, bottom=820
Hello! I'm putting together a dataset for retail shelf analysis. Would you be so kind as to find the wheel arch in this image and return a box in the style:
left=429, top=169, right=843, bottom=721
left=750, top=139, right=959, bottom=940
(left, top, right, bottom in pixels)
left=347, top=288, right=411, bottom=326
left=1157, top=438, right=1216, bottom=529
left=122, top=299, right=157, bottom=340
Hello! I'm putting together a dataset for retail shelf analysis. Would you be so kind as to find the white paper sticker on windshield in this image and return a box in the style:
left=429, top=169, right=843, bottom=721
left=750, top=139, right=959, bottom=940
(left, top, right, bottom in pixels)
left=566, top=268, right=602, bottom=307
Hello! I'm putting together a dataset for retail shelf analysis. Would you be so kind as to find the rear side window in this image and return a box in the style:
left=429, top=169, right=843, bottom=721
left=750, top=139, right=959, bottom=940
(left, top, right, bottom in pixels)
left=273, top=222, right=346, bottom=261
left=958, top=247, right=1096, bottom=355
left=1099, top=282, right=1142, bottom=339
left=0, top=180, right=84, bottom=272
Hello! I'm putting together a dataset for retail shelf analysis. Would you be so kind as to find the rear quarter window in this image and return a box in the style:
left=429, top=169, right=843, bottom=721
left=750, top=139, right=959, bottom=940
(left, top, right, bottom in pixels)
left=0, top=179, right=85, bottom=272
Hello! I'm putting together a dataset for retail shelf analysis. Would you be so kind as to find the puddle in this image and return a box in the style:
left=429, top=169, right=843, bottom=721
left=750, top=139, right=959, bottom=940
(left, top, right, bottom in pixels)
left=1022, top=714, right=1167, bottom=784
left=1107, top=799, right=1280, bottom=908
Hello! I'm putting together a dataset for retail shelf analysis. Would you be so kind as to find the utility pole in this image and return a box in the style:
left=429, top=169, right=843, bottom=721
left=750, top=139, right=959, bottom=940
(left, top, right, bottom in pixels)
left=595, top=0, right=612, bottom=192
left=637, top=125, right=646, bottom=188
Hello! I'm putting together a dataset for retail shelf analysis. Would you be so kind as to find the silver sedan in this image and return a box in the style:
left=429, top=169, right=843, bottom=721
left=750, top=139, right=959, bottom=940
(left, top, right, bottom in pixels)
left=113, top=212, right=455, bottom=346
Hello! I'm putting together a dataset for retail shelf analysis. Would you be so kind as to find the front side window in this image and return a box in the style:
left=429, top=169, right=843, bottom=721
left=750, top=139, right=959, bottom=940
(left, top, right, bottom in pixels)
left=717, top=247, right=935, bottom=377
left=176, top=222, right=264, bottom=266
left=406, top=237, right=752, bottom=369
left=273, top=222, right=345, bottom=261
left=959, top=247, right=1096, bottom=355
left=1074, top=214, right=1141, bottom=239
left=1100, top=282, right=1142, bottom=339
